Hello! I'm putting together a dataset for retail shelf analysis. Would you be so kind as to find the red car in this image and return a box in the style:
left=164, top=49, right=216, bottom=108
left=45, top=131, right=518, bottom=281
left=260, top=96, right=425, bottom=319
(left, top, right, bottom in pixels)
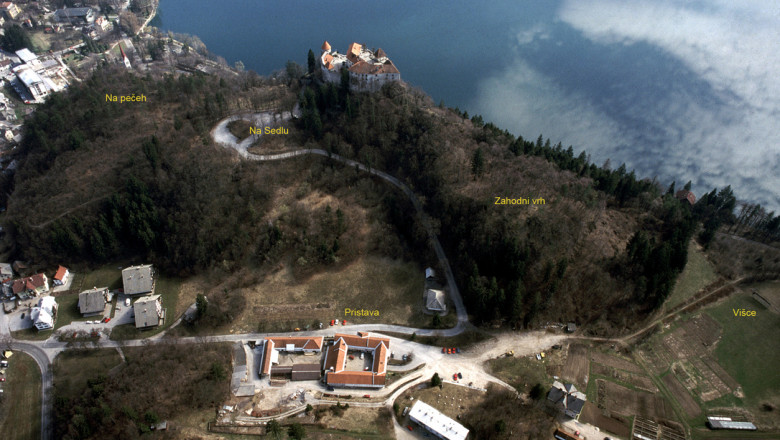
left=407, top=426, right=413, bottom=431
left=453, top=373, right=458, bottom=381
left=0, top=377, right=5, bottom=382
left=442, top=347, right=446, bottom=353
left=330, top=320, right=335, bottom=326
left=342, top=319, right=347, bottom=325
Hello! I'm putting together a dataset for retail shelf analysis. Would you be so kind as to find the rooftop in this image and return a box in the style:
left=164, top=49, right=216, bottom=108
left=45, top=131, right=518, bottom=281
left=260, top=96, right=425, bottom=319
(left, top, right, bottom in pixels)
left=78, top=287, right=108, bottom=315
left=408, top=400, right=469, bottom=440
left=133, top=294, right=161, bottom=328
left=122, top=264, right=155, bottom=295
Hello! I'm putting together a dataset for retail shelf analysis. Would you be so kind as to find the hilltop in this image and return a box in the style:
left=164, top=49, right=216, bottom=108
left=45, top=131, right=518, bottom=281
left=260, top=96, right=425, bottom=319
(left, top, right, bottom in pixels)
left=0, top=65, right=745, bottom=334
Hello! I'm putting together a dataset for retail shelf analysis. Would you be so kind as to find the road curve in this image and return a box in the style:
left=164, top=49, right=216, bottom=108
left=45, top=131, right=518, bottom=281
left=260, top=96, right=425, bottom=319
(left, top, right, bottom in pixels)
left=10, top=342, right=53, bottom=440
left=212, top=112, right=469, bottom=334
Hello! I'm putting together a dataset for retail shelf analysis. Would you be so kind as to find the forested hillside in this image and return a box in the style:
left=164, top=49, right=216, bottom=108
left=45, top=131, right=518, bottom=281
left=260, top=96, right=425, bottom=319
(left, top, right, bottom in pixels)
left=295, top=79, right=741, bottom=334
left=0, top=65, right=749, bottom=333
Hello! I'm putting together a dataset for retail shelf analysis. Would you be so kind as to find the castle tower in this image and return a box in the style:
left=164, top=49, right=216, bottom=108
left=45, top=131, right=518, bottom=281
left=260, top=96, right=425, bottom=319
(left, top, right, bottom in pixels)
left=321, top=40, right=331, bottom=53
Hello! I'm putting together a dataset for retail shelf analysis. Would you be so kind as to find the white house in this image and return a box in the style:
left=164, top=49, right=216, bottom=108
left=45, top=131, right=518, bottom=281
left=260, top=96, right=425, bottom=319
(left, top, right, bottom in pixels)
left=31, top=296, right=57, bottom=330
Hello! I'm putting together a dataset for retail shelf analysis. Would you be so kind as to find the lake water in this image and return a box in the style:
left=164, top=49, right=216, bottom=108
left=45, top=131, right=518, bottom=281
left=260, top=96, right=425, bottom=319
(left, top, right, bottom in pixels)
left=155, top=0, right=780, bottom=210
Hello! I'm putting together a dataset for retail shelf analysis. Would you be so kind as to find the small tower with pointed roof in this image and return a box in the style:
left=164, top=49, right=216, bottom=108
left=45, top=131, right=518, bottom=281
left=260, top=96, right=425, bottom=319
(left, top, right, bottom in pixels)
left=119, top=42, right=131, bottom=69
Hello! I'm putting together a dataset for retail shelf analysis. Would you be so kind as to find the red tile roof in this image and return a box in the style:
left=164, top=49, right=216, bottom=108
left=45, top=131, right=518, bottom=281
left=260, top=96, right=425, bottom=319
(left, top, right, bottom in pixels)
left=334, top=333, right=390, bottom=349
left=327, top=371, right=386, bottom=386
left=12, top=273, right=47, bottom=294
left=373, top=342, right=388, bottom=375
left=347, top=60, right=399, bottom=76
left=54, top=265, right=68, bottom=282
left=323, top=338, right=348, bottom=373
left=267, top=336, right=324, bottom=350
left=347, top=42, right=361, bottom=63
left=322, top=40, right=331, bottom=51
left=675, top=190, right=696, bottom=205
left=261, top=339, right=275, bottom=375
left=375, top=48, right=387, bottom=59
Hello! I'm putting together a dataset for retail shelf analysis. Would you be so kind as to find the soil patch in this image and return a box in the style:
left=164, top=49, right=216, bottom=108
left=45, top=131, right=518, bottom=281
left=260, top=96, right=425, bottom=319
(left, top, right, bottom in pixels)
left=562, top=344, right=589, bottom=388
left=579, top=401, right=631, bottom=437
left=661, top=373, right=701, bottom=418
left=600, top=379, right=676, bottom=420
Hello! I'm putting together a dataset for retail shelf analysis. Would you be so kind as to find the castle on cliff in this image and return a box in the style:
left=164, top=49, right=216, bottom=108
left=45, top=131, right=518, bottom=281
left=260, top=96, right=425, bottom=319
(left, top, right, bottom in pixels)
left=320, top=41, right=401, bottom=92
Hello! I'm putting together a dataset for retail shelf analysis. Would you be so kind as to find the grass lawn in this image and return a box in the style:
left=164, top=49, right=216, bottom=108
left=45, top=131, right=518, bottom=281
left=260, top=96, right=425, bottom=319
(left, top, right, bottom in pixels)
left=0, top=351, right=42, bottom=440
left=29, top=31, right=52, bottom=52
left=486, top=355, right=552, bottom=395
left=74, top=266, right=124, bottom=292
left=110, top=276, right=181, bottom=340
left=665, top=241, right=717, bottom=310
left=233, top=256, right=432, bottom=333
left=52, top=349, right=123, bottom=401
left=706, top=292, right=780, bottom=405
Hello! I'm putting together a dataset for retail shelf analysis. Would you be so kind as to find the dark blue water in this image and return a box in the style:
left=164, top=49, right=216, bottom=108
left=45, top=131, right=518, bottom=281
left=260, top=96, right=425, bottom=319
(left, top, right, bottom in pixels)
left=154, top=0, right=779, bottom=209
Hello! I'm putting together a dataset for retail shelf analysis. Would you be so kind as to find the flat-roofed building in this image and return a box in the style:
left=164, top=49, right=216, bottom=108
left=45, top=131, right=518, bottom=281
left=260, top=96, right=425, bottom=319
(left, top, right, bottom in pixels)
left=706, top=416, right=757, bottom=430
left=14, top=65, right=54, bottom=102
left=408, top=400, right=469, bottom=440
left=54, top=7, right=95, bottom=24
left=122, top=264, right=155, bottom=296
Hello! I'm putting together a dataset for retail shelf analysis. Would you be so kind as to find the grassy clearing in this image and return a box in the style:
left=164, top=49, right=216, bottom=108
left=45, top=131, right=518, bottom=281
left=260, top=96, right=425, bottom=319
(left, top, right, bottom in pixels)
left=0, top=351, right=42, bottom=440
left=486, top=355, right=552, bottom=395
left=312, top=407, right=394, bottom=439
left=706, top=291, right=780, bottom=405
left=665, top=241, right=717, bottom=309
left=231, top=256, right=430, bottom=333
left=110, top=276, right=181, bottom=340
left=52, top=349, right=123, bottom=401
left=394, top=382, right=487, bottom=423
left=75, top=266, right=124, bottom=291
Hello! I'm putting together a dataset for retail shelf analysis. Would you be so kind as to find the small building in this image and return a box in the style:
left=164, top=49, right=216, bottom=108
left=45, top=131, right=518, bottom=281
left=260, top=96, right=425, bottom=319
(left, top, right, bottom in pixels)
left=78, top=287, right=108, bottom=316
left=566, top=322, right=576, bottom=333
left=122, top=264, right=155, bottom=296
left=52, top=265, right=69, bottom=286
left=31, top=296, right=57, bottom=330
left=425, top=267, right=436, bottom=279
left=133, top=294, right=163, bottom=329
left=0, top=2, right=21, bottom=20
left=54, top=7, right=95, bottom=24
left=291, top=364, right=321, bottom=381
left=675, top=190, right=696, bottom=206
left=425, top=289, right=447, bottom=312
left=706, top=416, right=757, bottom=430
left=408, top=400, right=469, bottom=440
left=0, top=262, right=13, bottom=279
left=12, top=260, right=28, bottom=275
left=547, top=381, right=586, bottom=419
left=12, top=273, right=49, bottom=298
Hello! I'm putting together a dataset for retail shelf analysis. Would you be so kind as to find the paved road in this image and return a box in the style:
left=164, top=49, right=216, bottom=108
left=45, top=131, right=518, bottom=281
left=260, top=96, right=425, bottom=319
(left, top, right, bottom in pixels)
left=212, top=112, right=469, bottom=331
left=8, top=342, right=53, bottom=440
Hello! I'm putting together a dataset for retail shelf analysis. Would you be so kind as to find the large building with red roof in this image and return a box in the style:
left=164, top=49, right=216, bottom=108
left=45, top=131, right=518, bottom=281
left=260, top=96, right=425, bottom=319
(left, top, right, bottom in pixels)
left=259, top=336, right=324, bottom=377
left=320, top=40, right=401, bottom=92
left=322, top=332, right=390, bottom=389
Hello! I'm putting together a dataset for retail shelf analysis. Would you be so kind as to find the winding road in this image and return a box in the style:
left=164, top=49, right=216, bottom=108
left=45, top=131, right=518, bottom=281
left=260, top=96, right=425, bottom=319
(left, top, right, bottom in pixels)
left=1, top=110, right=747, bottom=440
